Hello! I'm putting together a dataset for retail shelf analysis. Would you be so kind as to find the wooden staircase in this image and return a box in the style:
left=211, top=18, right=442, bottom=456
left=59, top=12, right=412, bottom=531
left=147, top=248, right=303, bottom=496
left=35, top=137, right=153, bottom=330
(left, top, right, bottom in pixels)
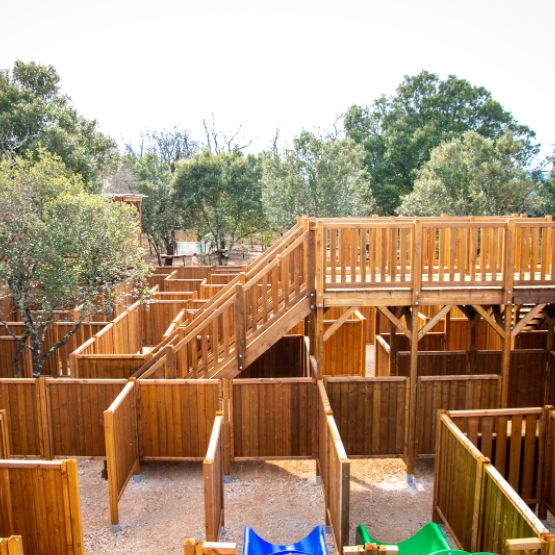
left=141, top=221, right=314, bottom=379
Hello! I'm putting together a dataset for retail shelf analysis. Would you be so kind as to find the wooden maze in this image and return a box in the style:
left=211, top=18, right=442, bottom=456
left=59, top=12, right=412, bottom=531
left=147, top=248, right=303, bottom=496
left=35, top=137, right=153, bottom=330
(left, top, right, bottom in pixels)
left=1, top=216, right=555, bottom=554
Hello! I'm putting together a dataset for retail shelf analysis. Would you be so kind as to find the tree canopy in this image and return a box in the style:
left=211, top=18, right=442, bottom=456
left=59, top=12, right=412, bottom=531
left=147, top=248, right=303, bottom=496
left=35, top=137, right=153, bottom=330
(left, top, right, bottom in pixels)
left=261, top=131, right=375, bottom=231
left=344, top=71, right=538, bottom=214
left=0, top=61, right=119, bottom=191
left=0, top=150, right=149, bottom=376
left=173, top=150, right=265, bottom=263
left=398, top=131, right=541, bottom=217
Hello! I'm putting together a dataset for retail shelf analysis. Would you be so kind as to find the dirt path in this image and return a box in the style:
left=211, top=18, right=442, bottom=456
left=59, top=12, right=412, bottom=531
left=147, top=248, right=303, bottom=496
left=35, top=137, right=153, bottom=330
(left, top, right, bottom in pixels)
left=78, top=458, right=441, bottom=555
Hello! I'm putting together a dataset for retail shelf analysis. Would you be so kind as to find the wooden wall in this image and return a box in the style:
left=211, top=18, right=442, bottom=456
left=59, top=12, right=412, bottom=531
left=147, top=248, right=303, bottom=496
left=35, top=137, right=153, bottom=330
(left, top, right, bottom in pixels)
left=0, top=459, right=83, bottom=555
left=415, top=375, right=499, bottom=455
left=139, top=380, right=221, bottom=459
left=317, top=382, right=350, bottom=552
left=204, top=414, right=224, bottom=542
left=232, top=378, right=316, bottom=458
left=141, top=300, right=189, bottom=346
left=104, top=382, right=140, bottom=525
left=324, top=317, right=366, bottom=376
left=325, top=377, right=408, bottom=457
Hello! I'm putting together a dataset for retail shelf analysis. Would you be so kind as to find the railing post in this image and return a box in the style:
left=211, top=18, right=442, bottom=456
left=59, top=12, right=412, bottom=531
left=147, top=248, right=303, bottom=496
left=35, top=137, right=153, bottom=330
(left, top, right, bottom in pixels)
left=234, top=283, right=246, bottom=374
left=412, top=222, right=422, bottom=305
left=504, top=220, right=515, bottom=304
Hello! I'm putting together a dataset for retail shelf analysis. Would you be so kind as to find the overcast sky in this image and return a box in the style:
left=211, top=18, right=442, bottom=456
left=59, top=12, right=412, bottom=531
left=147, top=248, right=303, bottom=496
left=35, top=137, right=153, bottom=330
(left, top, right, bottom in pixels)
left=2, top=0, right=554, bottom=158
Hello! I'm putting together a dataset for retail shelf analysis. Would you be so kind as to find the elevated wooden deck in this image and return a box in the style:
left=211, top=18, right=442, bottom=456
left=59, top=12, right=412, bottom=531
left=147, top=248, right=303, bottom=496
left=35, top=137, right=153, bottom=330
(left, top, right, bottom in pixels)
left=315, top=217, right=555, bottom=306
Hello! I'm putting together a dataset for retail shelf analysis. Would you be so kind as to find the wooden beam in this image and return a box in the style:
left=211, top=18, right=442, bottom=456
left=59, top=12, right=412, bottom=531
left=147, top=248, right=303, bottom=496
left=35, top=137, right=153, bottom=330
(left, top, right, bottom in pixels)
left=500, top=303, right=513, bottom=407
left=472, top=305, right=505, bottom=339
left=323, top=306, right=357, bottom=342
left=376, top=306, right=412, bottom=341
left=511, top=303, right=546, bottom=339
left=417, top=305, right=452, bottom=342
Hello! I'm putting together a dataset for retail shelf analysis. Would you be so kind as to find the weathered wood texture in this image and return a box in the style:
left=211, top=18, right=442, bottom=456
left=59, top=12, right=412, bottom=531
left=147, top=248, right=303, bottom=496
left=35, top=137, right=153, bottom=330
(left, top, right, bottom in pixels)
left=415, top=375, right=500, bottom=455
left=138, top=380, right=221, bottom=459
left=204, top=414, right=224, bottom=541
left=0, top=459, right=83, bottom=555
left=325, top=377, right=408, bottom=456
left=434, top=412, right=548, bottom=553
left=104, top=382, right=140, bottom=525
left=232, top=379, right=316, bottom=458
left=543, top=409, right=555, bottom=517
left=317, top=381, right=350, bottom=552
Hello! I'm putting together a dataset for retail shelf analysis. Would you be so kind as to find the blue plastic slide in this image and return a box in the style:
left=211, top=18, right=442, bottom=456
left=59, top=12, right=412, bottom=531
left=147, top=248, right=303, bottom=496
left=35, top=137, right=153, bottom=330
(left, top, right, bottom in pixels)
left=243, top=526, right=328, bottom=555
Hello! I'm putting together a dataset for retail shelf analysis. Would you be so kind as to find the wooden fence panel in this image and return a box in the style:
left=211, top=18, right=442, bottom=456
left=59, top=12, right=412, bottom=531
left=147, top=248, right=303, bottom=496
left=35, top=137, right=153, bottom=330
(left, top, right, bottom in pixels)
left=324, top=317, right=366, bottom=376
left=139, top=380, right=221, bottom=459
left=72, top=355, right=149, bottom=379
left=398, top=351, right=468, bottom=376
left=141, top=300, right=189, bottom=346
left=433, top=414, right=487, bottom=550
left=204, top=414, right=224, bottom=541
left=478, top=465, right=546, bottom=554
left=0, top=380, right=40, bottom=457
left=317, top=382, right=349, bottom=552
left=416, top=375, right=500, bottom=456
left=450, top=408, right=545, bottom=504
left=508, top=350, right=546, bottom=407
left=0, top=338, right=32, bottom=379
left=325, top=377, right=408, bottom=456
left=104, top=382, right=140, bottom=525
left=46, top=379, right=125, bottom=457
left=0, top=459, right=83, bottom=555
left=232, top=379, right=316, bottom=458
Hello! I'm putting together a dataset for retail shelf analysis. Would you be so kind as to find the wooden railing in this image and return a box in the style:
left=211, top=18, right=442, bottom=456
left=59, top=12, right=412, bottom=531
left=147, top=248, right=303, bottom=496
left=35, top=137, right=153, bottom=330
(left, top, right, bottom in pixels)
left=317, top=217, right=555, bottom=294
left=204, top=413, right=224, bottom=541
left=140, top=221, right=311, bottom=379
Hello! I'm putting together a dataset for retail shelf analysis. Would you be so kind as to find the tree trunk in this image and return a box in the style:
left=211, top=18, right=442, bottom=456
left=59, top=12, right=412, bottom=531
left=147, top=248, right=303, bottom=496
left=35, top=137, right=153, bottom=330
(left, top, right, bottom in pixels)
left=164, top=231, right=177, bottom=266
left=31, top=341, right=42, bottom=378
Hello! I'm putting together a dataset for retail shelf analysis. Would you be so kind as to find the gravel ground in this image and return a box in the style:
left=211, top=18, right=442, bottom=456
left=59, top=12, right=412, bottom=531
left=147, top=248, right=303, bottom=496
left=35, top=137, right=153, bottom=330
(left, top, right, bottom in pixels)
left=78, top=457, right=439, bottom=555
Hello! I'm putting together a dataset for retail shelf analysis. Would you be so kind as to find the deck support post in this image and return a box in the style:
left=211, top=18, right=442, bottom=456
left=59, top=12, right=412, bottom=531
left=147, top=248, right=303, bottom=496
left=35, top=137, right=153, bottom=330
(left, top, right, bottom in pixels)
left=500, top=303, right=514, bottom=407
left=407, top=305, right=419, bottom=473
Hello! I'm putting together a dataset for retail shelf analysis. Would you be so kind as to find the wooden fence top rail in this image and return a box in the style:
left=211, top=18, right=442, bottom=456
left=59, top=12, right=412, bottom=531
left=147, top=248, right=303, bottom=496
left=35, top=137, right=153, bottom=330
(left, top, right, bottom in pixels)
left=105, top=381, right=135, bottom=413
left=440, top=414, right=489, bottom=461
left=485, top=464, right=547, bottom=535
left=0, top=458, right=74, bottom=469
left=447, top=407, right=544, bottom=418
left=418, top=374, right=500, bottom=382
left=204, top=414, right=223, bottom=462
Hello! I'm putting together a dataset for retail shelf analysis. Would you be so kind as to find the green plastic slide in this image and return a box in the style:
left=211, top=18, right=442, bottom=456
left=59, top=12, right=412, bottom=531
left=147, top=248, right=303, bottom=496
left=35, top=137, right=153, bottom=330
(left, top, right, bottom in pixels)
left=356, top=523, right=450, bottom=555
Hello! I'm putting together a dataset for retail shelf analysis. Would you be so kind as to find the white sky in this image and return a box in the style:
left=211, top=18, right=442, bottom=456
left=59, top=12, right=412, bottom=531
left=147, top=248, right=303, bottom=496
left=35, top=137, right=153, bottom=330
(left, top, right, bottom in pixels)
left=1, top=0, right=554, bottom=158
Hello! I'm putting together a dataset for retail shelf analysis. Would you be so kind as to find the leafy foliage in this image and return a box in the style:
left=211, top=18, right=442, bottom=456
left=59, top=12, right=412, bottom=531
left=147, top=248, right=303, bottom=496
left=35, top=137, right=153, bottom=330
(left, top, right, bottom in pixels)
left=173, top=150, right=265, bottom=263
left=0, top=151, right=149, bottom=376
left=0, top=61, right=119, bottom=191
left=344, top=71, right=538, bottom=214
left=261, top=131, right=375, bottom=231
left=398, top=131, right=542, bottom=216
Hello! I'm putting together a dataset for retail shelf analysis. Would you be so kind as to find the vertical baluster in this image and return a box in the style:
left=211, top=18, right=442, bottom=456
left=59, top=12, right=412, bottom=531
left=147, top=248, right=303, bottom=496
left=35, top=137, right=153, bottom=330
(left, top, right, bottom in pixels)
left=380, top=227, right=387, bottom=283
left=282, top=254, right=290, bottom=307
left=261, top=273, right=268, bottom=323
left=271, top=265, right=280, bottom=318
left=540, top=226, right=548, bottom=281
left=360, top=227, right=367, bottom=284
left=369, top=227, right=376, bottom=283
left=438, top=227, right=445, bottom=283
left=400, top=228, right=407, bottom=283
left=532, top=226, right=539, bottom=282
left=330, top=228, right=337, bottom=284
left=449, top=227, right=456, bottom=283
left=351, top=226, right=358, bottom=284
left=340, top=228, right=347, bottom=284
left=390, top=226, right=398, bottom=283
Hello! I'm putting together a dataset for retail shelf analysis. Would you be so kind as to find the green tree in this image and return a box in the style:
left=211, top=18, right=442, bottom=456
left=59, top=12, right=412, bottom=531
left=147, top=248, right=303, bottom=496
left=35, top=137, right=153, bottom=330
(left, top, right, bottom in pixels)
left=344, top=71, right=538, bottom=214
left=261, top=131, right=375, bottom=230
left=0, top=151, right=149, bottom=377
left=173, top=150, right=265, bottom=264
left=397, top=131, right=541, bottom=216
left=0, top=61, right=119, bottom=191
